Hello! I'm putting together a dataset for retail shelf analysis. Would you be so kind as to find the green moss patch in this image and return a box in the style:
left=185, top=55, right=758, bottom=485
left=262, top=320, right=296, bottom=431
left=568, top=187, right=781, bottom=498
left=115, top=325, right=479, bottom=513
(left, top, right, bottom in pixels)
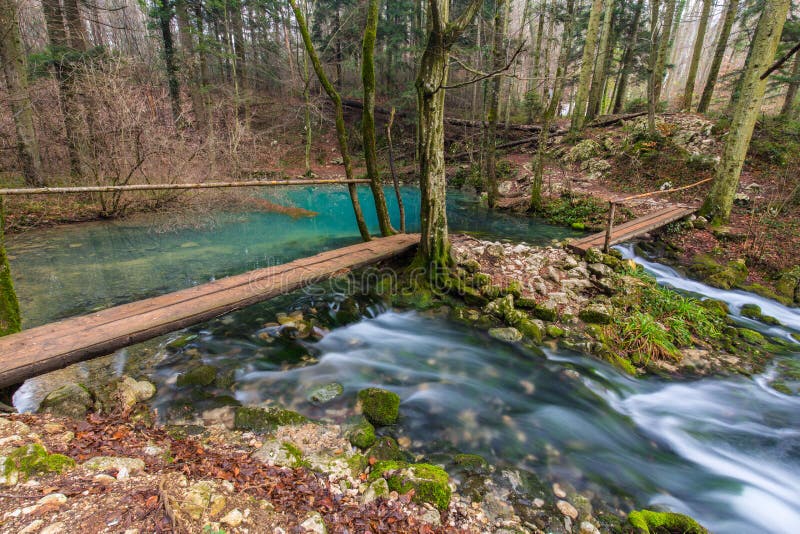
left=176, top=364, right=218, bottom=387
left=369, top=461, right=452, bottom=511
left=233, top=406, right=308, bottom=432
left=345, top=416, right=376, bottom=449
left=627, top=509, right=707, bottom=534
left=358, top=388, right=400, bottom=426
left=3, top=444, right=75, bottom=483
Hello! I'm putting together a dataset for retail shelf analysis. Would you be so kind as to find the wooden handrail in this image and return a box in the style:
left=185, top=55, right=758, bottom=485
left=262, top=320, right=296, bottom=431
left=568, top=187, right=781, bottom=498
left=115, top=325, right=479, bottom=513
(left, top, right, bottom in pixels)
left=0, top=179, right=371, bottom=196
left=602, top=176, right=713, bottom=252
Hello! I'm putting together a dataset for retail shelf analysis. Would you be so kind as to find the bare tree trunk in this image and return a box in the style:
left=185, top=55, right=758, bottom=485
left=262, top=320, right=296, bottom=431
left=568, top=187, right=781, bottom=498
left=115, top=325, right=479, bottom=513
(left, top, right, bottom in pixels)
left=647, top=0, right=661, bottom=135
left=157, top=0, right=181, bottom=125
left=571, top=0, right=603, bottom=131
left=0, top=198, right=21, bottom=337
left=0, top=0, right=44, bottom=186
left=780, top=46, right=800, bottom=117
left=175, top=0, right=206, bottom=128
left=531, top=0, right=574, bottom=211
left=701, top=0, right=791, bottom=223
left=653, top=0, right=676, bottom=104
left=682, top=0, right=712, bottom=110
left=532, top=0, right=546, bottom=97
left=698, top=0, right=738, bottom=113
left=484, top=0, right=507, bottom=209
left=289, top=0, right=371, bottom=242
left=613, top=0, right=644, bottom=113
left=587, top=0, right=615, bottom=121
left=416, top=0, right=484, bottom=274
left=362, top=0, right=395, bottom=236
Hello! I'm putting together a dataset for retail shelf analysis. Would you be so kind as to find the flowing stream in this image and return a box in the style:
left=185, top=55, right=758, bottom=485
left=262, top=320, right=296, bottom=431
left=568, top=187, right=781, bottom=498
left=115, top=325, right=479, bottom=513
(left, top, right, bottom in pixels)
left=6, top=187, right=800, bottom=533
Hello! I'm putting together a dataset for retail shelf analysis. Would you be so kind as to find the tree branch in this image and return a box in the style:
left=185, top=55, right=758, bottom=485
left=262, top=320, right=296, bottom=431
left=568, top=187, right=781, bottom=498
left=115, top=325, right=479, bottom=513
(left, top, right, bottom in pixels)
left=761, top=41, right=800, bottom=80
left=447, top=0, right=485, bottom=43
left=441, top=40, right=525, bottom=90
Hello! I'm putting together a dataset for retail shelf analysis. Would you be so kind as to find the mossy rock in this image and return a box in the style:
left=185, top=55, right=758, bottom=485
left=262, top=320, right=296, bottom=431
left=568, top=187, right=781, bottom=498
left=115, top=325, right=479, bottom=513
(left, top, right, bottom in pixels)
left=532, top=304, right=558, bottom=322
left=471, top=273, right=491, bottom=288
left=489, top=327, right=523, bottom=343
left=366, top=436, right=413, bottom=462
left=584, top=247, right=604, bottom=264
left=38, top=383, right=93, bottom=419
left=461, top=259, right=481, bottom=274
left=741, top=283, right=792, bottom=306
left=515, top=297, right=538, bottom=310
left=579, top=304, right=613, bottom=325
left=462, top=287, right=489, bottom=307
left=234, top=406, right=308, bottom=432
left=699, top=299, right=730, bottom=318
left=452, top=453, right=488, bottom=472
left=627, top=509, right=707, bottom=534
left=166, top=333, right=198, bottom=351
left=306, top=383, right=344, bottom=405
left=571, top=222, right=586, bottom=231
left=369, top=461, right=452, bottom=511
left=3, top=444, right=74, bottom=484
left=345, top=416, right=376, bottom=449
left=775, top=267, right=800, bottom=303
left=358, top=388, right=400, bottom=426
left=738, top=328, right=765, bottom=346
left=690, top=254, right=748, bottom=290
left=481, top=285, right=504, bottom=300
left=546, top=325, right=565, bottom=338
left=740, top=303, right=781, bottom=326
left=176, top=364, right=218, bottom=387
left=504, top=281, right=523, bottom=299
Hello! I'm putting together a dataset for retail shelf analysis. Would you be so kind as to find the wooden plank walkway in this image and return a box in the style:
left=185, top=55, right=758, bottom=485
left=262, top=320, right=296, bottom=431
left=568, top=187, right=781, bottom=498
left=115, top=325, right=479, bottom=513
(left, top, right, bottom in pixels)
left=0, top=234, right=420, bottom=388
left=568, top=205, right=698, bottom=254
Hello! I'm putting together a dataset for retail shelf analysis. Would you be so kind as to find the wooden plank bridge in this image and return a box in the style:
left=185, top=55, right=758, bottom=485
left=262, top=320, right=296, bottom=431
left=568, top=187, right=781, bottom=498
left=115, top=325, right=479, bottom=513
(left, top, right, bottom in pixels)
left=568, top=205, right=698, bottom=254
left=0, top=234, right=419, bottom=389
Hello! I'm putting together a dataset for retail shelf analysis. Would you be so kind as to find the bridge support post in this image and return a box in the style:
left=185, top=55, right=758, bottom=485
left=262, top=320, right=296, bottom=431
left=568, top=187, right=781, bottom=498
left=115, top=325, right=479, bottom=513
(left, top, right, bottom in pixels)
left=603, top=201, right=616, bottom=253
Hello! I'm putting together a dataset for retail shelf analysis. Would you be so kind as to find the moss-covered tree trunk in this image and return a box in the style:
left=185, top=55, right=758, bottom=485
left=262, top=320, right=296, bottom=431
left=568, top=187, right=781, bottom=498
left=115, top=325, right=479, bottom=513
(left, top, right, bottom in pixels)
left=701, top=0, right=791, bottom=224
left=531, top=0, right=574, bottom=211
left=362, top=0, right=395, bottom=236
left=612, top=0, right=643, bottom=114
left=780, top=51, right=800, bottom=117
left=484, top=0, right=508, bottom=209
left=0, top=0, right=43, bottom=187
left=586, top=0, right=615, bottom=121
left=416, top=0, right=484, bottom=275
left=290, top=0, right=371, bottom=242
left=682, top=0, right=711, bottom=110
left=697, top=0, right=738, bottom=113
left=0, top=198, right=21, bottom=337
left=532, top=0, right=546, bottom=100
left=570, top=0, right=603, bottom=131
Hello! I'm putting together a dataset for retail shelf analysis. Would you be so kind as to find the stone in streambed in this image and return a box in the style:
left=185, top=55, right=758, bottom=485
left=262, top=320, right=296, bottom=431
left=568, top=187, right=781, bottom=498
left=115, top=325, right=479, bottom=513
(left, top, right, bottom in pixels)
left=38, top=383, right=93, bottom=419
left=740, top=303, right=781, bottom=326
left=358, top=388, right=400, bottom=426
left=176, top=364, right=218, bottom=387
left=489, top=327, right=523, bottom=343
left=306, top=383, right=344, bottom=405
left=344, top=415, right=376, bottom=449
left=627, top=509, right=707, bottom=534
left=233, top=406, right=307, bottom=431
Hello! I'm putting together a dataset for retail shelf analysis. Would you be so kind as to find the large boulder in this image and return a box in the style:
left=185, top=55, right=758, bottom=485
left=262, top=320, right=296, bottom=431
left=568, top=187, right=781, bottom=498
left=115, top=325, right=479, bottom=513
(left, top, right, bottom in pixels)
left=38, top=383, right=93, bottom=419
left=566, top=140, right=603, bottom=163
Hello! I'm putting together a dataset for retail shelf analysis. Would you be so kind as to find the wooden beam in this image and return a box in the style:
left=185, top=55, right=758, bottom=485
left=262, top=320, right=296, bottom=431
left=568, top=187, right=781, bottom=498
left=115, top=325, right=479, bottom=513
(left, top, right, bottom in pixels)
left=0, top=234, right=420, bottom=388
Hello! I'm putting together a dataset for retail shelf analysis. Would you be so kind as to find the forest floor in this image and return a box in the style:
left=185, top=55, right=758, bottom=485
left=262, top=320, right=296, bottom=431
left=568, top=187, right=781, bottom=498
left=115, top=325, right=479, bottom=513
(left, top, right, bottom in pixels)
left=491, top=112, right=800, bottom=302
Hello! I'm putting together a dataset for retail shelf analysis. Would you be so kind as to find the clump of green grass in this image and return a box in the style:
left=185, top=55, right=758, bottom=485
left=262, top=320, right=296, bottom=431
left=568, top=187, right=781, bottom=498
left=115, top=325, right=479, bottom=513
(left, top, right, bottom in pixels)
left=603, top=270, right=723, bottom=368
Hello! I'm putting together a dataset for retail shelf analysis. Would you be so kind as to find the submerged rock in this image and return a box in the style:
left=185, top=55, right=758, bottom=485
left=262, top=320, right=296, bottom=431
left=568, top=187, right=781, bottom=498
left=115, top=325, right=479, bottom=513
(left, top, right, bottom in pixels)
left=358, top=388, right=400, bottom=426
left=176, top=364, right=218, bottom=387
left=306, top=383, right=344, bottom=405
